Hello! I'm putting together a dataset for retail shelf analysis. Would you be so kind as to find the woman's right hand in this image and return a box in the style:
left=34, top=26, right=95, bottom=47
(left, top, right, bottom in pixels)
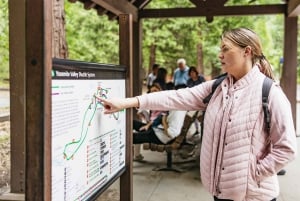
left=95, top=96, right=139, bottom=114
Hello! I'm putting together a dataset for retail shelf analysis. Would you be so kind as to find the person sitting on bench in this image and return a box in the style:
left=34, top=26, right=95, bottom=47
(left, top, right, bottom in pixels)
left=133, top=110, right=186, bottom=146
left=134, top=83, right=167, bottom=161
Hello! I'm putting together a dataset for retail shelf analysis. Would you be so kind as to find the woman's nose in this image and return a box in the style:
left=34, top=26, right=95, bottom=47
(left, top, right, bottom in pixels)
left=218, top=52, right=224, bottom=59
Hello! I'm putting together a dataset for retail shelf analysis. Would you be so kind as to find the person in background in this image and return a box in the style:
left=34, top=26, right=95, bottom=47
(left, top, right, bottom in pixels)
left=153, top=67, right=168, bottom=90
left=173, top=58, right=189, bottom=89
left=146, top=63, right=159, bottom=90
left=186, top=66, right=206, bottom=134
left=133, top=109, right=186, bottom=145
left=133, top=82, right=186, bottom=160
left=187, top=66, right=206, bottom=87
left=134, top=83, right=167, bottom=161
left=97, top=28, right=297, bottom=201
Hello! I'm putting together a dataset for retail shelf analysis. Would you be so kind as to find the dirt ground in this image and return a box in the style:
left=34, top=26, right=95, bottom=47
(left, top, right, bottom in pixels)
left=0, top=121, right=10, bottom=194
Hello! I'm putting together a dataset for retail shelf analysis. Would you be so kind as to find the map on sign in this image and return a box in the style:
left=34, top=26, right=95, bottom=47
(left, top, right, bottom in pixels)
left=51, top=63, right=126, bottom=201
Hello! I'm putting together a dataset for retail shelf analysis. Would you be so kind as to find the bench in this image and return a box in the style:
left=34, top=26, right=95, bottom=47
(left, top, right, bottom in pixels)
left=142, top=110, right=203, bottom=172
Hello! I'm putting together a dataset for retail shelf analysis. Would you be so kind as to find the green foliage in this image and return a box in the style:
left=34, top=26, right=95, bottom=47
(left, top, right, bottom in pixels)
left=142, top=0, right=286, bottom=78
left=0, top=0, right=299, bottom=83
left=143, top=17, right=199, bottom=73
left=0, top=0, right=9, bottom=84
left=143, top=0, right=200, bottom=73
left=148, top=0, right=194, bottom=8
left=198, top=15, right=284, bottom=78
left=226, top=0, right=283, bottom=5
left=65, top=1, right=119, bottom=64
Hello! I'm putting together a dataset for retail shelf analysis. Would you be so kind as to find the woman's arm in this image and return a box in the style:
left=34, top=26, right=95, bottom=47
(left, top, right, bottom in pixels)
left=137, top=80, right=214, bottom=111
left=96, top=96, right=139, bottom=114
left=98, top=80, right=214, bottom=114
left=256, top=84, right=297, bottom=180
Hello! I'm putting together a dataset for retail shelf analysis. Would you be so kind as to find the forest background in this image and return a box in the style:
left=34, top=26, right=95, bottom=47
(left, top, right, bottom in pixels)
left=0, top=0, right=300, bottom=85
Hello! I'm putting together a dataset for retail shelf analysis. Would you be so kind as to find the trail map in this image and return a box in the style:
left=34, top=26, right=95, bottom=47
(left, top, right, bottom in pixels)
left=51, top=70, right=126, bottom=201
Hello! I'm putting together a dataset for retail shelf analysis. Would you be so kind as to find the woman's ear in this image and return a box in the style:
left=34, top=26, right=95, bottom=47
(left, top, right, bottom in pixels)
left=244, top=46, right=252, bottom=57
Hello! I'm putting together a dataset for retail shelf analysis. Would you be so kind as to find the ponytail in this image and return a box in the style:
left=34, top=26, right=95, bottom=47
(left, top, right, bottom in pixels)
left=257, top=54, right=275, bottom=80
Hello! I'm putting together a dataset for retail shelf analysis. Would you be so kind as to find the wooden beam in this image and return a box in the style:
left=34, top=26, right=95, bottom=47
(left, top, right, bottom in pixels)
left=189, top=0, right=228, bottom=7
left=96, top=5, right=108, bottom=15
left=139, top=4, right=286, bottom=18
left=25, top=0, right=52, bottom=200
left=132, top=20, right=143, bottom=97
left=84, top=1, right=97, bottom=10
left=119, top=14, right=134, bottom=201
left=8, top=0, right=26, bottom=194
left=107, top=11, right=118, bottom=20
left=92, top=0, right=138, bottom=21
left=133, top=0, right=151, bottom=9
left=281, top=16, right=298, bottom=135
left=288, top=0, right=300, bottom=16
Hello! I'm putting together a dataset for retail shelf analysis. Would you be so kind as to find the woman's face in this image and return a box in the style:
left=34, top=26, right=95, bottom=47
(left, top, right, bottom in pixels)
left=150, top=86, right=160, bottom=93
left=219, top=39, right=248, bottom=78
left=190, top=71, right=197, bottom=79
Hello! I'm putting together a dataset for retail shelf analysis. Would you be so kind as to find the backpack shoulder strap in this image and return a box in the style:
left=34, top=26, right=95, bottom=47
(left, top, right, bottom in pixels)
left=203, top=73, right=227, bottom=104
left=262, top=76, right=273, bottom=133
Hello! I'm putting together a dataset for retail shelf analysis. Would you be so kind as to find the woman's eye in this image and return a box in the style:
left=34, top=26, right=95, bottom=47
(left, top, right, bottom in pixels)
left=221, top=47, right=229, bottom=52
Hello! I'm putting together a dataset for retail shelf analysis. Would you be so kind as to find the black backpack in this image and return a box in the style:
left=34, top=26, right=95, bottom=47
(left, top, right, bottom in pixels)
left=200, top=74, right=273, bottom=139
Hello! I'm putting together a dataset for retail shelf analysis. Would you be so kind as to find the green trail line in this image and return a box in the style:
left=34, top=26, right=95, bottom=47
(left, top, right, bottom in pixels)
left=63, top=96, right=100, bottom=160
left=62, top=87, right=123, bottom=161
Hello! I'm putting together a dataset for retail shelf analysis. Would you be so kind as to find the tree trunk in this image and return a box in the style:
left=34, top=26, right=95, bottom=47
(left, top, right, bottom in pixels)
left=197, top=43, right=204, bottom=74
left=197, top=21, right=204, bottom=75
left=211, top=62, right=222, bottom=79
left=52, top=0, right=68, bottom=58
left=148, top=43, right=156, bottom=74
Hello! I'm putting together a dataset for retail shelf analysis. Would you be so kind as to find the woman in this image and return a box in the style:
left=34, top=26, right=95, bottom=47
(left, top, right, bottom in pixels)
left=136, top=83, right=167, bottom=131
left=133, top=82, right=185, bottom=145
left=97, top=28, right=297, bottom=201
left=134, top=83, right=165, bottom=161
left=152, top=67, right=168, bottom=90
left=187, top=66, right=206, bottom=87
left=133, top=109, right=186, bottom=145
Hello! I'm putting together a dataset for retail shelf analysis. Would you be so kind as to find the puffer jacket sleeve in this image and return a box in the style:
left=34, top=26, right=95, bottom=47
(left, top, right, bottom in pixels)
left=137, top=80, right=214, bottom=112
left=256, top=83, right=297, bottom=180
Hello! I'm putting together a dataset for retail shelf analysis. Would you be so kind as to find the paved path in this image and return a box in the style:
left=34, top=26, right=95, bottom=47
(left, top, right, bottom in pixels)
left=131, top=138, right=300, bottom=201
left=0, top=89, right=9, bottom=109
left=97, top=137, right=300, bottom=201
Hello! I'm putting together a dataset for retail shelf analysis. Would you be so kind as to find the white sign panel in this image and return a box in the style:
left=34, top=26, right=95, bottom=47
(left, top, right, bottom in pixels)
left=51, top=65, right=126, bottom=201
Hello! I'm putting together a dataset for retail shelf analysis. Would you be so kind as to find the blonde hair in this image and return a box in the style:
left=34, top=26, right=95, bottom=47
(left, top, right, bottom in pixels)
left=221, top=28, right=275, bottom=80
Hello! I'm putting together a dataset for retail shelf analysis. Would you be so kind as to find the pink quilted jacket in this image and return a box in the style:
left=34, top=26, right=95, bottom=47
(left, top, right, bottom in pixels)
left=137, top=66, right=297, bottom=201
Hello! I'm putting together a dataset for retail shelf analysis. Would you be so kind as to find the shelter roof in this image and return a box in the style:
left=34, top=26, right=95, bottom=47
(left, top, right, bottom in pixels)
left=69, top=0, right=299, bottom=22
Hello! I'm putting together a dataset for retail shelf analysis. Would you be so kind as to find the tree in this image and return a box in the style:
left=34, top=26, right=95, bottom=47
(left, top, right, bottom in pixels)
left=64, top=1, right=119, bottom=64
left=142, top=0, right=286, bottom=79
left=0, top=0, right=9, bottom=83
left=52, top=0, right=68, bottom=58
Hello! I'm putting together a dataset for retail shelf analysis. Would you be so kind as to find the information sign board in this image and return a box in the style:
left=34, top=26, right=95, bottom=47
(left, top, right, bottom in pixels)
left=51, top=59, right=126, bottom=201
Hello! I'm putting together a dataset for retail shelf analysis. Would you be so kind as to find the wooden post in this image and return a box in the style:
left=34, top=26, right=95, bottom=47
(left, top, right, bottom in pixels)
left=25, top=0, right=52, bottom=200
left=281, top=16, right=298, bottom=134
left=8, top=0, right=26, bottom=196
left=132, top=19, right=143, bottom=97
left=119, top=14, right=133, bottom=201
